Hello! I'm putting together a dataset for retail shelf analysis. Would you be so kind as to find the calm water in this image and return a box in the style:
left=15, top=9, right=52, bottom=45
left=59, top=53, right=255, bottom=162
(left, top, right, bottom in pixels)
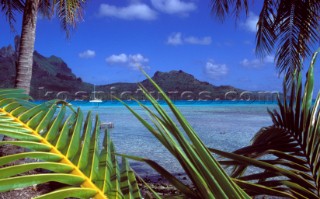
left=73, top=101, right=278, bottom=178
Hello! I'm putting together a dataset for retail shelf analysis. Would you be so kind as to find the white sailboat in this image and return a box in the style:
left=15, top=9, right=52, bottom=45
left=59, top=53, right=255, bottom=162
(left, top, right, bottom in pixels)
left=90, top=85, right=102, bottom=103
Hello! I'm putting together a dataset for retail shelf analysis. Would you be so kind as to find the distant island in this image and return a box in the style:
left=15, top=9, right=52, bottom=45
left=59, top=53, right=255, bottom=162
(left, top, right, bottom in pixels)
left=0, top=45, right=278, bottom=102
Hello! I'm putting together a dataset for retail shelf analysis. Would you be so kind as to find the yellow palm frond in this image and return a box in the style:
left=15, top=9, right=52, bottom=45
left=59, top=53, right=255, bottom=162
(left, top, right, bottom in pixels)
left=0, top=89, right=141, bottom=199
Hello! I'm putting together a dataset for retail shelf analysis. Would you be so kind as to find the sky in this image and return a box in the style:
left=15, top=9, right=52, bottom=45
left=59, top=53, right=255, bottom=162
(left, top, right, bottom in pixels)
left=0, top=0, right=319, bottom=92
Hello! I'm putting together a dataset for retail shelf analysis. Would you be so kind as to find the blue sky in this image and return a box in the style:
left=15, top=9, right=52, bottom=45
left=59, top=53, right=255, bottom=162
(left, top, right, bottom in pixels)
left=1, top=0, right=319, bottom=92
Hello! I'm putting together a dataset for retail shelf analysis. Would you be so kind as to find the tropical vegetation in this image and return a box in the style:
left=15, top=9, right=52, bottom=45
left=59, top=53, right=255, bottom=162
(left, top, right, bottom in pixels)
left=1, top=1, right=320, bottom=198
left=210, top=49, right=320, bottom=198
left=5, top=0, right=320, bottom=93
left=1, top=0, right=86, bottom=94
left=0, top=49, right=319, bottom=198
left=119, top=49, right=320, bottom=198
left=0, top=90, right=140, bottom=199
left=211, top=0, right=320, bottom=80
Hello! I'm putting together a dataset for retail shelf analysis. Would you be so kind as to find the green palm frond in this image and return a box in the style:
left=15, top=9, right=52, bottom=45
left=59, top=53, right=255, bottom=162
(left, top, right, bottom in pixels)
left=209, top=49, right=320, bottom=198
left=255, top=0, right=276, bottom=57
left=0, top=91, right=141, bottom=199
left=118, top=61, right=320, bottom=198
left=273, top=0, right=317, bottom=76
left=118, top=71, right=251, bottom=199
left=211, top=0, right=320, bottom=81
left=53, top=0, right=85, bottom=37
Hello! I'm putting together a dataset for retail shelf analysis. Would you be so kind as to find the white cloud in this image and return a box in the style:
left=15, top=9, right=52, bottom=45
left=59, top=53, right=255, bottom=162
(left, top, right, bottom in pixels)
left=79, top=50, right=96, bottom=58
left=151, top=0, right=196, bottom=15
left=240, top=58, right=261, bottom=68
left=129, top=54, right=149, bottom=64
left=264, top=55, right=274, bottom=63
left=99, top=3, right=157, bottom=20
left=242, top=12, right=259, bottom=32
left=167, top=32, right=183, bottom=45
left=205, top=61, right=228, bottom=79
left=106, top=53, right=128, bottom=63
left=240, top=55, right=274, bottom=68
left=106, top=53, right=149, bottom=70
left=184, top=36, right=212, bottom=45
left=167, top=32, right=212, bottom=45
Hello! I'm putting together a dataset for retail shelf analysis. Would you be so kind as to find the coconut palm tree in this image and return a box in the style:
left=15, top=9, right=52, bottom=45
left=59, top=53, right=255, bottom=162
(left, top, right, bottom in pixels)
left=211, top=0, right=320, bottom=81
left=15, top=0, right=86, bottom=94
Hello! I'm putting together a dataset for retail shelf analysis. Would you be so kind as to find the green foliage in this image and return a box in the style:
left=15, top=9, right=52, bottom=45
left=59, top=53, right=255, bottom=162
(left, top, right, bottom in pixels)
left=119, top=48, right=320, bottom=198
left=2, top=47, right=319, bottom=198
left=0, top=89, right=141, bottom=199
left=211, top=0, right=320, bottom=81
left=209, top=49, right=320, bottom=198
left=118, top=71, right=250, bottom=199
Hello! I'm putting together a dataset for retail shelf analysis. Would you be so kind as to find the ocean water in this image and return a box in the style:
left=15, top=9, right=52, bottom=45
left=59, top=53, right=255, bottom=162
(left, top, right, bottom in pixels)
left=74, top=101, right=278, bottom=178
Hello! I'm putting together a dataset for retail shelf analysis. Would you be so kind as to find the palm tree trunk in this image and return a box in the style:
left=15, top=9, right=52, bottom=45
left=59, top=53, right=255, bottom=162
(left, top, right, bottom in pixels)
left=15, top=0, right=39, bottom=94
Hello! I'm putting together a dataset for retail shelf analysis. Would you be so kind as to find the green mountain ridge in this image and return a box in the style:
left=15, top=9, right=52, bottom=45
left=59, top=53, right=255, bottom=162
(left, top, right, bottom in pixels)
left=98, top=70, right=244, bottom=101
left=0, top=45, right=274, bottom=101
left=0, top=45, right=92, bottom=98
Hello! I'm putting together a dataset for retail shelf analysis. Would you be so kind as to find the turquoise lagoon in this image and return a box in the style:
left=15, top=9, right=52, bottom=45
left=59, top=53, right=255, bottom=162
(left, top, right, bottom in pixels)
left=71, top=101, right=278, bottom=179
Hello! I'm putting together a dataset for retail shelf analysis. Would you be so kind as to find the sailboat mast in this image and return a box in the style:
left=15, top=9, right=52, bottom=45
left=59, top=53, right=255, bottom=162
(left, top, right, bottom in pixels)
left=93, top=85, right=96, bottom=99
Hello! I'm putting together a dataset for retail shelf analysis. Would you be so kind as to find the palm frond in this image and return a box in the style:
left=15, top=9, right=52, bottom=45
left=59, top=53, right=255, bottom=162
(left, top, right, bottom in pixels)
left=210, top=48, right=320, bottom=198
left=210, top=0, right=249, bottom=21
left=255, top=0, right=276, bottom=57
left=257, top=0, right=320, bottom=78
left=211, top=0, right=320, bottom=82
left=119, top=59, right=320, bottom=198
left=53, top=0, right=85, bottom=37
left=1, top=0, right=24, bottom=31
left=119, top=71, right=255, bottom=199
left=38, top=0, right=53, bottom=19
left=0, top=90, right=141, bottom=198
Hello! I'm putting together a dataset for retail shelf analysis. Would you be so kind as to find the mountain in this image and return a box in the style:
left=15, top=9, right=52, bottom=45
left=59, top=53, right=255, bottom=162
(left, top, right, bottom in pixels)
left=97, top=70, right=243, bottom=101
left=0, top=45, right=16, bottom=89
left=0, top=45, right=93, bottom=98
left=0, top=45, right=272, bottom=101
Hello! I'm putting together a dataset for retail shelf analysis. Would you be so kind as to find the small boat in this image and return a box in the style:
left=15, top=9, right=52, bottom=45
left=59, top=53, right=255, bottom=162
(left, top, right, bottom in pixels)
left=89, top=99, right=102, bottom=103
left=90, top=85, right=102, bottom=103
left=100, top=122, right=114, bottom=129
